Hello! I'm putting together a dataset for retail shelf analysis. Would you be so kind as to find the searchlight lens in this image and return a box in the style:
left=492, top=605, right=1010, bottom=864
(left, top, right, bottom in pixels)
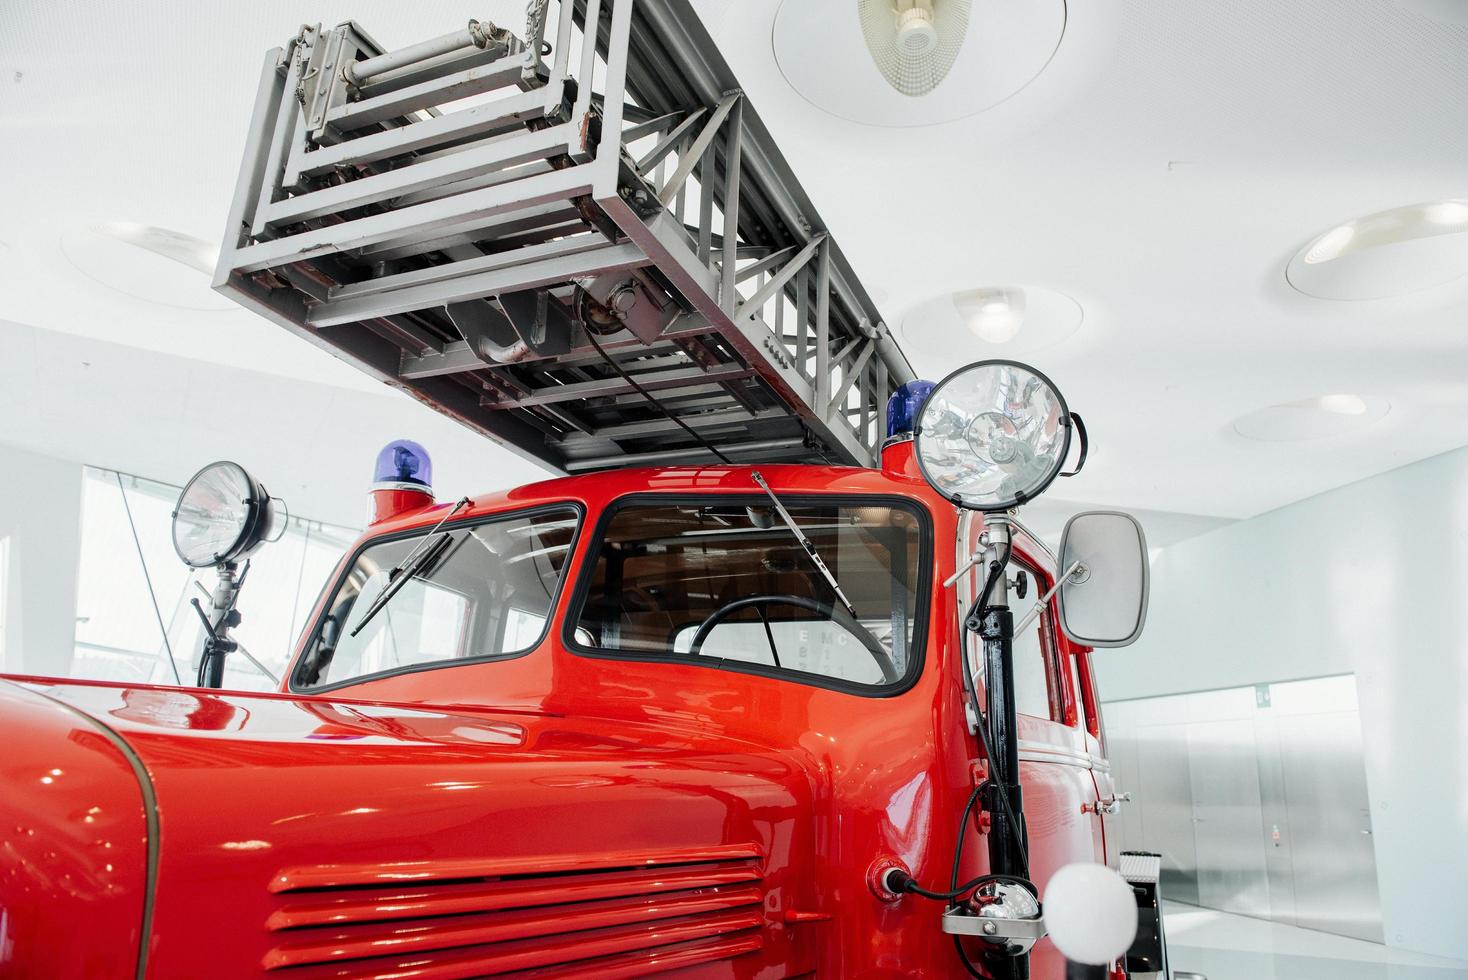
left=914, top=360, right=1072, bottom=511
left=172, top=461, right=280, bottom=568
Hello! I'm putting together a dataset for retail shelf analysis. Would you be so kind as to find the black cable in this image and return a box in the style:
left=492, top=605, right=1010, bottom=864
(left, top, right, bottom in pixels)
left=948, top=785, right=991, bottom=979
left=582, top=327, right=732, bottom=464
left=894, top=871, right=1038, bottom=903
left=954, top=936, right=987, bottom=980
left=959, top=538, right=1030, bottom=878
left=950, top=783, right=983, bottom=891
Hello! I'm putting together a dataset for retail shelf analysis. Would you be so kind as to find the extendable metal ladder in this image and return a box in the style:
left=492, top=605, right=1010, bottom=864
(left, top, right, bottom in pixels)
left=216, top=0, right=915, bottom=473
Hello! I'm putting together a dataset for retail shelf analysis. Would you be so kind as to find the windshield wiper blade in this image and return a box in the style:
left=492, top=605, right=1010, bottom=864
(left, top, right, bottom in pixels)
left=751, top=471, right=858, bottom=618
left=348, top=497, right=468, bottom=638
left=349, top=533, right=454, bottom=638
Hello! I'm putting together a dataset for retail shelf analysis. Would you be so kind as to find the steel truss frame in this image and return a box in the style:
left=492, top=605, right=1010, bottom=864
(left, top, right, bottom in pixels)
left=216, top=0, right=914, bottom=473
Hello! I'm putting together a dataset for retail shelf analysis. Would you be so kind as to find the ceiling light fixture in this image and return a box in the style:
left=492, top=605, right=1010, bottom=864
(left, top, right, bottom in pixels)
left=954, top=286, right=1027, bottom=343
left=60, top=222, right=232, bottom=311
left=773, top=0, right=1066, bottom=127
left=899, top=285, right=1081, bottom=367
left=1287, top=199, right=1468, bottom=301
left=858, top=0, right=964, bottom=95
left=1232, top=394, right=1388, bottom=441
left=1314, top=393, right=1367, bottom=416
left=99, top=221, right=218, bottom=274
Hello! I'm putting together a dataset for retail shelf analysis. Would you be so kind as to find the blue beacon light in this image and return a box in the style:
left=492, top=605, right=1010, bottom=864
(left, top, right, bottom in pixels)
left=372, top=439, right=434, bottom=492
left=886, top=380, right=936, bottom=443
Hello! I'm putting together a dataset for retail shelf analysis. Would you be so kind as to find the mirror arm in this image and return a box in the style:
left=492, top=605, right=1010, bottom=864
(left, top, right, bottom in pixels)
left=1013, top=560, right=1084, bottom=634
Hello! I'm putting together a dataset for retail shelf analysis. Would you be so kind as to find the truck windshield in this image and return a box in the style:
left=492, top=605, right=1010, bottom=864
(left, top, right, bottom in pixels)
left=570, top=498, right=927, bottom=690
left=294, top=506, right=580, bottom=691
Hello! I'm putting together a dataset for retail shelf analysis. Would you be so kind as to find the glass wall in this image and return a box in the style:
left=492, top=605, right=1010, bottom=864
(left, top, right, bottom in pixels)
left=71, top=467, right=358, bottom=692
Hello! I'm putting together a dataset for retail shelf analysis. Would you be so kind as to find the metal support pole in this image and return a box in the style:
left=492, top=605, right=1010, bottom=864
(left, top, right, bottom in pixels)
left=197, top=563, right=243, bottom=688
left=975, top=516, right=1029, bottom=980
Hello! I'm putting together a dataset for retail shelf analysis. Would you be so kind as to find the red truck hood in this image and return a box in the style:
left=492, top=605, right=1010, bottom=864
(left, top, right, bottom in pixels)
left=16, top=679, right=818, bottom=979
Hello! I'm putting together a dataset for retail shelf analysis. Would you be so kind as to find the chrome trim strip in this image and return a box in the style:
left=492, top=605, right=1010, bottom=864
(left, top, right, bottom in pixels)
left=34, top=692, right=160, bottom=980
left=1007, top=515, right=1058, bottom=567
left=1017, top=738, right=1096, bottom=769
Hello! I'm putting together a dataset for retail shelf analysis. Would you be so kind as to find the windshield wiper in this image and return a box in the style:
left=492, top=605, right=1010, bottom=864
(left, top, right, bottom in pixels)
left=349, top=497, right=469, bottom=638
left=750, top=471, right=858, bottom=617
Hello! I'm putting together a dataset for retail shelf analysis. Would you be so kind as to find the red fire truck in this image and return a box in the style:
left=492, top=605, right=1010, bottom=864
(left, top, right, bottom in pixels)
left=0, top=3, right=1175, bottom=977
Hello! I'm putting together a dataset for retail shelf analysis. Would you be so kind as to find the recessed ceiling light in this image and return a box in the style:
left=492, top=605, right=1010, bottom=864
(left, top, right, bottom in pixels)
left=900, top=284, right=1081, bottom=358
left=60, top=222, right=232, bottom=312
left=1286, top=199, right=1468, bottom=301
left=98, top=221, right=217, bottom=273
left=1232, top=394, right=1389, bottom=441
left=955, top=286, right=1026, bottom=343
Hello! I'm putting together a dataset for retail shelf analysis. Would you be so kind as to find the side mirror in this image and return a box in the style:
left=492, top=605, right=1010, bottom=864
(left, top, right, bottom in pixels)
left=1056, top=511, right=1149, bottom=648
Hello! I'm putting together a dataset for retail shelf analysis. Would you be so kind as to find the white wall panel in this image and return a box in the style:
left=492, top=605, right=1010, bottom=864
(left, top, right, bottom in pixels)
left=1096, top=445, right=1468, bottom=960
left=0, top=444, right=83, bottom=677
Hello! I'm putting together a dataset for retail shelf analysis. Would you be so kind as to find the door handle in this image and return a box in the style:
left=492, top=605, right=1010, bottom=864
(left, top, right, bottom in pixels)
left=1082, top=793, right=1132, bottom=816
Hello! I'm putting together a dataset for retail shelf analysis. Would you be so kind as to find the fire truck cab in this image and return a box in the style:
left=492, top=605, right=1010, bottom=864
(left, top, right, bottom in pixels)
left=2, top=434, right=1159, bottom=979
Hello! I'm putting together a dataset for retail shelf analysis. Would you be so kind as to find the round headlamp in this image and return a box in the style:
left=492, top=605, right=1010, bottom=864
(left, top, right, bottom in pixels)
left=914, top=359, right=1073, bottom=511
left=171, top=461, right=284, bottom=568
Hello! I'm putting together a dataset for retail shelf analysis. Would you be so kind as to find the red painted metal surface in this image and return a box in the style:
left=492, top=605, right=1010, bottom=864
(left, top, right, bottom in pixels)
left=0, top=682, right=152, bottom=979
left=0, top=462, right=1118, bottom=978
left=369, top=486, right=435, bottom=526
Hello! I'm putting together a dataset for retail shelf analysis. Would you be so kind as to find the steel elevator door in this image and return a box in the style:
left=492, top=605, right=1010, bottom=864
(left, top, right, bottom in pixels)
left=1276, top=709, right=1382, bottom=941
left=1101, top=675, right=1383, bottom=942
left=1188, top=719, right=1271, bottom=918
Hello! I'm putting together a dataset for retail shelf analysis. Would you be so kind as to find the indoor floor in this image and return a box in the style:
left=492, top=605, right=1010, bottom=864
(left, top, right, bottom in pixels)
left=1163, top=902, right=1468, bottom=980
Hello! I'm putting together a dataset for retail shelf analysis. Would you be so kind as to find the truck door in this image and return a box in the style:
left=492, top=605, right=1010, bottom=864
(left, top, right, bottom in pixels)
left=1068, top=646, right=1121, bottom=864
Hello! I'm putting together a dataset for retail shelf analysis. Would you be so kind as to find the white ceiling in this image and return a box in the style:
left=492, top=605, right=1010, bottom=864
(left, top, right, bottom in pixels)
left=1, top=0, right=1465, bottom=541
left=0, top=318, right=548, bottom=529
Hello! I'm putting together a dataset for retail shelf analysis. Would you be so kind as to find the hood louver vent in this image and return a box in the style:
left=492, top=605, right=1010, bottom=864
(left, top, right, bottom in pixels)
left=263, top=845, right=767, bottom=978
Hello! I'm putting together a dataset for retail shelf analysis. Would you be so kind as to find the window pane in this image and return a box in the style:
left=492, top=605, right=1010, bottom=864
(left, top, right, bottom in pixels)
left=296, top=508, right=578, bottom=690
left=70, top=467, right=359, bottom=690
left=1006, top=561, right=1055, bottom=720
left=1069, top=651, right=1086, bottom=728
left=574, top=499, right=925, bottom=689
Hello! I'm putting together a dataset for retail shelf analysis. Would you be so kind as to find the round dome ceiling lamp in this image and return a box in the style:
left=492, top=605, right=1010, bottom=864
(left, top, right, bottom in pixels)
left=857, top=0, right=973, bottom=96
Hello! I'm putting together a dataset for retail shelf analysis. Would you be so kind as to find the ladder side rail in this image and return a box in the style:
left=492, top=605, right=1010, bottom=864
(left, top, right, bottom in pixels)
left=587, top=1, right=885, bottom=464
left=615, top=0, right=915, bottom=388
